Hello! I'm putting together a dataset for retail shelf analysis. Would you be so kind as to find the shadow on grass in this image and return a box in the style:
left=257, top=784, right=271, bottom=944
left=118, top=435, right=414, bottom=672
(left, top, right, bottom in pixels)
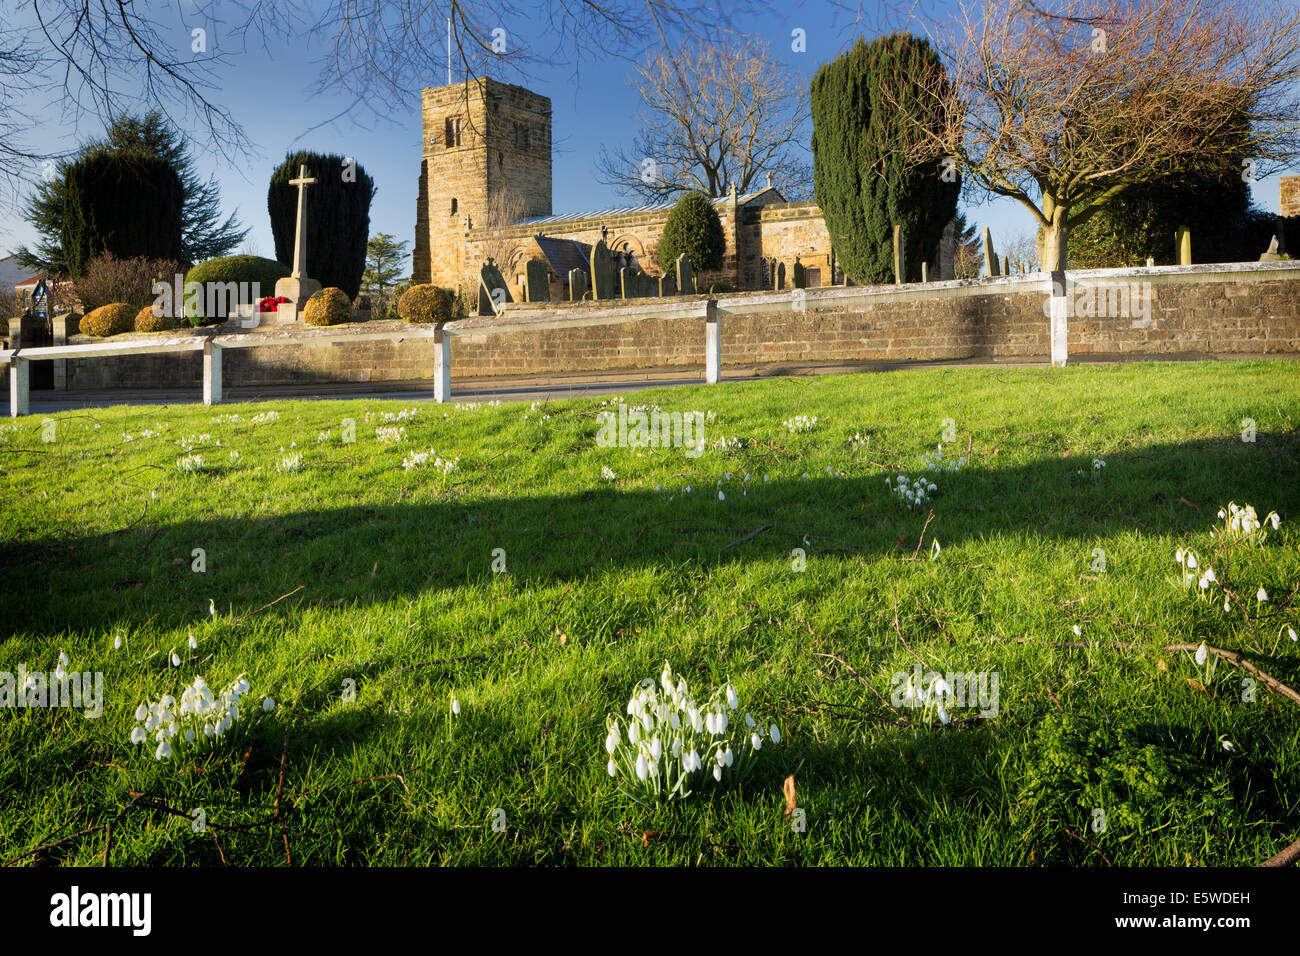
left=3, top=432, right=1298, bottom=641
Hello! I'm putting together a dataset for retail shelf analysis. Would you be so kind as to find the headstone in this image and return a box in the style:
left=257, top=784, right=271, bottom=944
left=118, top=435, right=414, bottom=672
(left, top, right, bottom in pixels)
left=983, top=227, right=999, bottom=277
left=1260, top=235, right=1282, bottom=262
left=1145, top=257, right=1155, bottom=268
left=675, top=254, right=695, bottom=295
left=568, top=268, right=588, bottom=301
left=893, top=225, right=905, bottom=284
left=273, top=164, right=323, bottom=322
left=620, top=267, right=638, bottom=299
left=793, top=257, right=806, bottom=289
left=591, top=240, right=615, bottom=300
left=1001, top=254, right=1010, bottom=277
left=938, top=220, right=956, bottom=280
left=479, top=257, right=512, bottom=314
left=921, top=262, right=929, bottom=283
left=1175, top=226, right=1192, bottom=266
left=775, top=262, right=786, bottom=291
left=525, top=259, right=550, bottom=302
left=658, top=274, right=677, bottom=297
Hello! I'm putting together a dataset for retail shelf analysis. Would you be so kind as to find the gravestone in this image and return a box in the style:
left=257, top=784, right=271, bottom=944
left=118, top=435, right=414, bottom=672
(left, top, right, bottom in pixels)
left=983, top=227, right=999, bottom=277
left=568, top=268, right=588, bottom=301
left=921, top=262, right=929, bottom=283
left=775, top=262, right=786, bottom=291
left=1260, top=236, right=1283, bottom=262
left=938, top=220, right=956, bottom=280
left=525, top=259, right=550, bottom=302
left=893, top=225, right=904, bottom=284
left=658, top=274, right=677, bottom=297
left=793, top=257, right=806, bottom=289
left=479, top=258, right=512, bottom=315
left=1175, top=227, right=1192, bottom=266
left=591, top=240, right=615, bottom=300
left=675, top=254, right=695, bottom=295
left=1001, top=254, right=1010, bottom=277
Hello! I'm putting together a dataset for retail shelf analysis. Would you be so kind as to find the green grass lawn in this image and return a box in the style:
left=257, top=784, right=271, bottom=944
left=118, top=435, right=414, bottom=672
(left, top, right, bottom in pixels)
left=2, top=360, right=1298, bottom=866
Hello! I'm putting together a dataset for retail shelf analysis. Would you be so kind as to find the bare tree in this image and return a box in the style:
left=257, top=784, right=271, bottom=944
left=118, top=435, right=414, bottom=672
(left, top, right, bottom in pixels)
left=904, top=0, right=1300, bottom=271
left=595, top=39, right=811, bottom=202
left=477, top=188, right=530, bottom=273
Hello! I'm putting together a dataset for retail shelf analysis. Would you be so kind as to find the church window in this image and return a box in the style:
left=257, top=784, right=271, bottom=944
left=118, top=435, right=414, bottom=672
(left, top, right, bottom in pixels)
left=444, top=116, right=462, bottom=148
left=450, top=198, right=458, bottom=215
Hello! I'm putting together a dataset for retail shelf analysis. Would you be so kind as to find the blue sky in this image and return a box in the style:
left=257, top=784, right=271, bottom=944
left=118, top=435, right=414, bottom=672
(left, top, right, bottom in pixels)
left=0, top=0, right=1291, bottom=267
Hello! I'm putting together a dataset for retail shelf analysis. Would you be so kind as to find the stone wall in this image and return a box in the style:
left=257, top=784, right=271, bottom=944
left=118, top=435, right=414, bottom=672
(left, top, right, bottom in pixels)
left=19, top=263, right=1300, bottom=393
left=746, top=203, right=836, bottom=289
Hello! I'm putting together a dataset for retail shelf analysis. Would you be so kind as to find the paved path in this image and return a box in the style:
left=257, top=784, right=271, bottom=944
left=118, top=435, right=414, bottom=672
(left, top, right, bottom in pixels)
left=0, top=353, right=1284, bottom=416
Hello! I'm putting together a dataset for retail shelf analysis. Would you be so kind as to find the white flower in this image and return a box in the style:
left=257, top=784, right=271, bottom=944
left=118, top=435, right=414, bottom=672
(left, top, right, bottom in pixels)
left=1221, top=738, right=1236, bottom=752
left=770, top=724, right=781, bottom=744
left=1224, top=598, right=1231, bottom=613
left=713, top=765, right=723, bottom=782
left=650, top=737, right=663, bottom=761
left=629, top=721, right=640, bottom=744
left=1270, top=513, right=1281, bottom=529
left=209, top=598, right=216, bottom=618
left=155, top=739, right=173, bottom=761
left=607, top=759, right=617, bottom=777
left=635, top=754, right=648, bottom=781
left=130, top=727, right=146, bottom=745
left=451, top=698, right=460, bottom=716
left=725, top=685, right=739, bottom=710
left=1186, top=554, right=1197, bottom=570
left=185, top=729, right=196, bottom=743
left=1072, top=625, right=1081, bottom=637
left=1257, top=587, right=1268, bottom=602
left=1175, top=548, right=1185, bottom=564
left=114, top=635, right=123, bottom=650
left=1195, top=643, right=1208, bottom=666
left=134, top=703, right=148, bottom=722
left=745, top=713, right=756, bottom=728
left=170, top=651, right=180, bottom=667
left=937, top=705, right=950, bottom=726
left=1289, top=628, right=1298, bottom=642
left=188, top=633, right=198, bottom=650
left=262, top=697, right=275, bottom=712
left=724, top=747, right=734, bottom=767
left=751, top=733, right=763, bottom=750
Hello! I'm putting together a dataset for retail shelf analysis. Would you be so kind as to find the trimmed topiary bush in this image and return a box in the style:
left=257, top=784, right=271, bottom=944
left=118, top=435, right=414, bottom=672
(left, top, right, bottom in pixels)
left=182, top=255, right=291, bottom=323
left=134, top=304, right=176, bottom=333
left=61, top=150, right=184, bottom=276
left=397, top=284, right=455, bottom=324
left=269, top=152, right=374, bottom=298
left=302, top=287, right=353, bottom=326
left=81, top=302, right=136, bottom=337
left=658, top=191, right=725, bottom=274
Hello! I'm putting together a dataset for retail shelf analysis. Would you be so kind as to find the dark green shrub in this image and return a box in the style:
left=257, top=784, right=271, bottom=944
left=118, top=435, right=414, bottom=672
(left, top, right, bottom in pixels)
left=61, top=150, right=184, bottom=276
left=80, top=302, right=136, bottom=337
left=658, top=191, right=725, bottom=274
left=302, top=287, right=353, bottom=326
left=268, top=152, right=374, bottom=298
left=811, top=34, right=959, bottom=283
left=398, top=284, right=455, bottom=324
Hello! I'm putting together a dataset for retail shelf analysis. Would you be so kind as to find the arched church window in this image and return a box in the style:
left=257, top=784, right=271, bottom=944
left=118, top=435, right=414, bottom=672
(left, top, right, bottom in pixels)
left=450, top=198, right=458, bottom=215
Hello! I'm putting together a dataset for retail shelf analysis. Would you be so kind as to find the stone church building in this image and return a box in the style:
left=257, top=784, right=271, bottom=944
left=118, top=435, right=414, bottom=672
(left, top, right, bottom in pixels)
left=411, top=78, right=839, bottom=303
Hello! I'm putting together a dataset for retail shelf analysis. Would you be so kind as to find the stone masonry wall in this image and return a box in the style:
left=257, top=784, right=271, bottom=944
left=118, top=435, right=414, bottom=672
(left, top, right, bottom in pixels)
left=36, top=265, right=1300, bottom=392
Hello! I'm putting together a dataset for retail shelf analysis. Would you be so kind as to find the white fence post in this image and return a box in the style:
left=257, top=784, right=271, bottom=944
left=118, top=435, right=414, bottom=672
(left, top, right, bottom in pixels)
left=203, top=340, right=223, bottom=405
left=1049, top=270, right=1069, bottom=368
left=9, top=356, right=29, bottom=417
left=705, top=300, right=720, bottom=385
left=434, top=323, right=450, bottom=403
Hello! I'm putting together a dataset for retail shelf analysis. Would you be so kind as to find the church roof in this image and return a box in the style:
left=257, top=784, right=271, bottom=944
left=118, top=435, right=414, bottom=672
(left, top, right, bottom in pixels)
left=520, top=187, right=783, bottom=226
left=534, top=236, right=591, bottom=278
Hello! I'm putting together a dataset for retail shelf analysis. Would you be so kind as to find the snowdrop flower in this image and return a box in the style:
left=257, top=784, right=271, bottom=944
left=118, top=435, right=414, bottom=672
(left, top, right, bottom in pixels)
left=1186, top=554, right=1197, bottom=570
left=635, top=754, right=648, bottom=781
left=209, top=598, right=216, bottom=618
left=751, top=732, right=763, bottom=750
left=724, top=747, right=734, bottom=767
left=170, top=650, right=181, bottom=667
left=745, top=713, right=756, bottom=729
left=725, top=685, right=739, bottom=710
left=718, top=490, right=725, bottom=501
left=1221, top=738, right=1236, bottom=752
left=607, top=759, right=617, bottom=777
left=188, top=633, right=198, bottom=650
left=650, top=737, right=663, bottom=761
left=629, top=721, right=640, bottom=744
left=1270, top=513, right=1280, bottom=530
left=1195, top=643, right=1208, bottom=666
left=1217, top=509, right=1226, bottom=520
left=1175, top=548, right=1185, bottom=564
left=130, top=727, right=146, bottom=745
left=1072, top=625, right=1081, bottom=637
left=262, top=697, right=275, bottom=712
left=155, top=739, right=173, bottom=761
left=1224, top=598, right=1232, bottom=613
left=770, top=724, right=781, bottom=744
left=185, top=729, right=196, bottom=743
left=1257, top=587, right=1268, bottom=602
left=937, top=705, right=951, bottom=726
left=114, top=635, right=123, bottom=650
left=135, top=703, right=148, bottom=722
left=451, top=698, right=460, bottom=716
left=713, top=765, right=723, bottom=782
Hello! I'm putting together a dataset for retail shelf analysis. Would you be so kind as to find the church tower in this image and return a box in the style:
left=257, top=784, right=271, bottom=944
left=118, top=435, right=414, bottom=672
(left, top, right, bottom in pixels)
left=414, top=78, right=552, bottom=293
